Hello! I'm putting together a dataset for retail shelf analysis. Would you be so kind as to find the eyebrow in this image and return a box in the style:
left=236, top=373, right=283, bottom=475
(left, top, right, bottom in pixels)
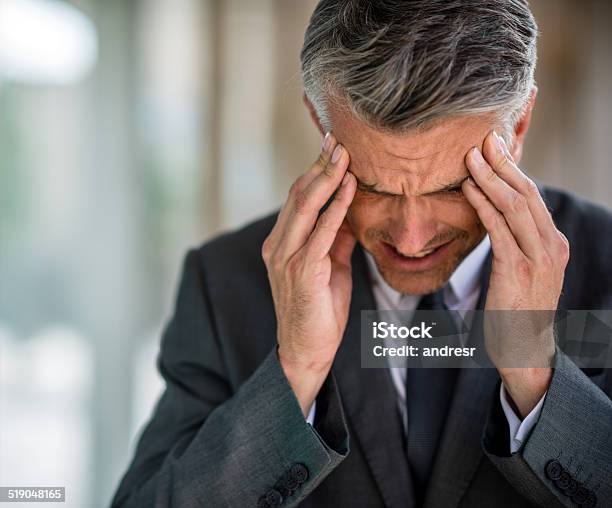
left=354, top=178, right=395, bottom=194
left=427, top=176, right=469, bottom=194
left=354, top=175, right=469, bottom=196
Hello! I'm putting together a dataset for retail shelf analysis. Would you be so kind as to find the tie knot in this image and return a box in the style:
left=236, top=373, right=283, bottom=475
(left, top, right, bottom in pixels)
left=416, top=288, right=447, bottom=310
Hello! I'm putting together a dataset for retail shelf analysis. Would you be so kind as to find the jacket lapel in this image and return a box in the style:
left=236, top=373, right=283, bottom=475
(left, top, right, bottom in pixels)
left=424, top=249, right=501, bottom=508
left=333, top=244, right=501, bottom=508
left=333, top=245, right=416, bottom=508
left=423, top=185, right=550, bottom=507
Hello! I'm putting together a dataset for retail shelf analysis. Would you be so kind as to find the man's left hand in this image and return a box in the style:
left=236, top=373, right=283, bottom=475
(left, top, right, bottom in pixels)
left=462, top=130, right=570, bottom=418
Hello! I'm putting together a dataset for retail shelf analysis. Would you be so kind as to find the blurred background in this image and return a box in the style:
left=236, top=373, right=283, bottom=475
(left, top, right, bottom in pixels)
left=0, top=0, right=610, bottom=506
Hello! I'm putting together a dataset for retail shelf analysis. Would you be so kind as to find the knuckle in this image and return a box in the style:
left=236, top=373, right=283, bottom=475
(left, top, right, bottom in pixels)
left=489, top=211, right=505, bottom=229
left=317, top=210, right=335, bottom=231
left=538, top=251, right=553, bottom=270
left=561, top=246, right=570, bottom=265
left=322, top=162, right=335, bottom=178
left=285, top=254, right=304, bottom=278
left=555, top=233, right=570, bottom=261
left=481, top=209, right=498, bottom=228
left=510, top=192, right=527, bottom=213
left=270, top=253, right=284, bottom=274
left=562, top=246, right=570, bottom=264
left=515, top=257, right=533, bottom=279
left=557, top=231, right=570, bottom=248
left=293, top=190, right=310, bottom=215
left=289, top=178, right=303, bottom=198
left=485, top=169, right=498, bottom=183
left=523, top=178, right=540, bottom=197
left=261, top=237, right=272, bottom=261
left=495, top=214, right=509, bottom=231
left=495, top=155, right=511, bottom=170
left=314, top=151, right=329, bottom=171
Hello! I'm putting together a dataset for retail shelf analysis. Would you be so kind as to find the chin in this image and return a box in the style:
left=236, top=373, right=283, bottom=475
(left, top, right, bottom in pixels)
left=377, top=263, right=456, bottom=295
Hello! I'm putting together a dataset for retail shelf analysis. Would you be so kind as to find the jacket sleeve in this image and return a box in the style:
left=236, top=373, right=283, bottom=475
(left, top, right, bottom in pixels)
left=482, top=349, right=611, bottom=508
left=111, top=250, right=349, bottom=508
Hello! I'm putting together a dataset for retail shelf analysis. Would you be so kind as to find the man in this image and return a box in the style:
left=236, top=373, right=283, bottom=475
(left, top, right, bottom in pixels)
left=112, top=1, right=612, bottom=507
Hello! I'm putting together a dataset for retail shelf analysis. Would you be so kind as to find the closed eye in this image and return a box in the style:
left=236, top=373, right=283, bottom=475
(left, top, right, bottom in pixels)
left=442, top=185, right=464, bottom=195
left=355, top=177, right=466, bottom=197
left=431, top=178, right=468, bottom=196
left=356, top=182, right=401, bottom=197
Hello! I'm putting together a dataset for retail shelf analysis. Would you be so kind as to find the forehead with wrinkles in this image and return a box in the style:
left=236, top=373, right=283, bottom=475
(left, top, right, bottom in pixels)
left=329, top=105, right=497, bottom=195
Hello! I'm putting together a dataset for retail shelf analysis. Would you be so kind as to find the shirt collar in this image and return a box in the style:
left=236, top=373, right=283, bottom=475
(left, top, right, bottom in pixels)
left=364, top=235, right=491, bottom=306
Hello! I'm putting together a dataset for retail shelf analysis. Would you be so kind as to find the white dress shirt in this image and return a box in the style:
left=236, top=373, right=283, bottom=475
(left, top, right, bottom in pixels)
left=306, top=235, right=546, bottom=454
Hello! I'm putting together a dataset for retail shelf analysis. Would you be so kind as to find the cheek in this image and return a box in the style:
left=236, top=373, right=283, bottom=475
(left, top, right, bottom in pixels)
left=438, top=200, right=486, bottom=244
left=440, top=199, right=480, bottom=228
left=347, top=195, right=388, bottom=230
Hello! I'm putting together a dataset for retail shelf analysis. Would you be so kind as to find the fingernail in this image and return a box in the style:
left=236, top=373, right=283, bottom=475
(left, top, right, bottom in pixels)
left=499, top=135, right=513, bottom=158
left=341, top=172, right=351, bottom=186
left=322, top=132, right=332, bottom=152
left=471, top=147, right=485, bottom=164
left=465, top=176, right=475, bottom=187
left=493, top=131, right=504, bottom=152
left=331, top=144, right=343, bottom=164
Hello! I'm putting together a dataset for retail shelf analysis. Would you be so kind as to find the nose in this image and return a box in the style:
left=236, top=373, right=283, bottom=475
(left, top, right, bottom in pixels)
left=387, top=198, right=439, bottom=256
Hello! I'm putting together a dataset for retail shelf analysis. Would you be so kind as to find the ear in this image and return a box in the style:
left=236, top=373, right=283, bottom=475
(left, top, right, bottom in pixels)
left=509, top=86, right=537, bottom=163
left=302, top=92, right=326, bottom=137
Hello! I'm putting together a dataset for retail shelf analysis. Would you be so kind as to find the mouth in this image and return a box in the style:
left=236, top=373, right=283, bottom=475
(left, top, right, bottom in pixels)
left=380, top=238, right=455, bottom=270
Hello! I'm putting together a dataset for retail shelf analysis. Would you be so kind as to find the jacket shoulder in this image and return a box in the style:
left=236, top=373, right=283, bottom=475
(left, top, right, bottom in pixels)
left=542, top=185, right=612, bottom=306
left=544, top=185, right=612, bottom=233
left=195, top=211, right=278, bottom=273
left=543, top=185, right=612, bottom=255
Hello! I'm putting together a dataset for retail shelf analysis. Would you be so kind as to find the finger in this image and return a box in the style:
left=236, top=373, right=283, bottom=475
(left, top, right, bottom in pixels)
left=462, top=177, right=521, bottom=262
left=485, top=132, right=561, bottom=247
left=278, top=143, right=350, bottom=260
left=305, top=171, right=356, bottom=260
left=268, top=132, right=339, bottom=247
left=329, top=220, right=357, bottom=306
left=466, top=145, right=542, bottom=260
left=329, top=219, right=357, bottom=268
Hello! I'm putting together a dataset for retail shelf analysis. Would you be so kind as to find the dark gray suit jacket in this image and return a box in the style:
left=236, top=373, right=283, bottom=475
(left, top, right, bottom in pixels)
left=112, top=185, right=612, bottom=507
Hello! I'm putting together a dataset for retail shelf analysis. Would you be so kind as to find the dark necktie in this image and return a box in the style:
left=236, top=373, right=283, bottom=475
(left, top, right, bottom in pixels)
left=405, top=289, right=459, bottom=506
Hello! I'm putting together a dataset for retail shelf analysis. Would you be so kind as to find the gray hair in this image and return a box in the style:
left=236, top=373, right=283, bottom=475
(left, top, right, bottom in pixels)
left=300, top=0, right=539, bottom=143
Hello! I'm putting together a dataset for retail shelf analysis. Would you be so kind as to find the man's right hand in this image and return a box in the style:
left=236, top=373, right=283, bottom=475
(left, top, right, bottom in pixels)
left=261, top=132, right=357, bottom=417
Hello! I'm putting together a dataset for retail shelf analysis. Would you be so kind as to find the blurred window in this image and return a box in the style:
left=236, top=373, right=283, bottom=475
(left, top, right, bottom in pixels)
left=0, top=0, right=98, bottom=85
